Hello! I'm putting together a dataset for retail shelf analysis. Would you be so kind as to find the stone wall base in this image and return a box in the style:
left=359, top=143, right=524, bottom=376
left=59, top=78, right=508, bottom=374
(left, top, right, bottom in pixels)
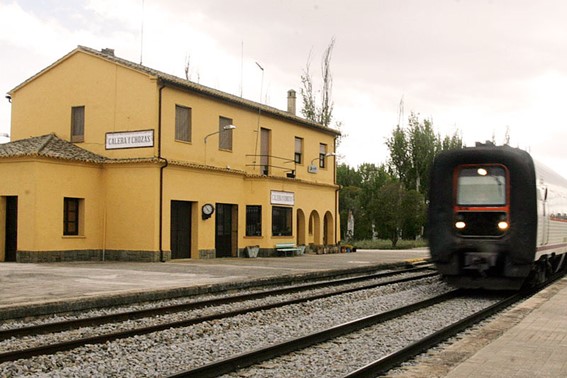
left=199, top=249, right=215, bottom=259
left=16, top=250, right=164, bottom=263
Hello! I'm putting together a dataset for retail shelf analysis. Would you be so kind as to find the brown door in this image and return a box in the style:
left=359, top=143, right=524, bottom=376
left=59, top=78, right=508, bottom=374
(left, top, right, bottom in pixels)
left=4, top=196, right=17, bottom=262
left=216, top=203, right=238, bottom=257
left=170, top=201, right=192, bottom=259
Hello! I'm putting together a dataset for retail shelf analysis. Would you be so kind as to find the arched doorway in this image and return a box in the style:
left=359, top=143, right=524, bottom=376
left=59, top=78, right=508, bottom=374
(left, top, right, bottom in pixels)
left=308, top=210, right=321, bottom=245
left=323, top=211, right=334, bottom=245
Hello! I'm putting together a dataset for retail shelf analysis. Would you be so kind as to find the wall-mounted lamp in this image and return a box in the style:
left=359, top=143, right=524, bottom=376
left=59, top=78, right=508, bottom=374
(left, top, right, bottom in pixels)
left=308, top=152, right=336, bottom=174
left=309, top=152, right=336, bottom=165
left=5, top=95, right=11, bottom=103
left=204, top=124, right=236, bottom=144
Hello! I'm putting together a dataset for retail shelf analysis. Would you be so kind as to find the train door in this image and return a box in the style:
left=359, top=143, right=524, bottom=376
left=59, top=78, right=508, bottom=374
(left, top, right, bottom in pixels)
left=215, top=203, right=238, bottom=257
left=170, top=200, right=192, bottom=259
left=3, top=196, right=18, bottom=262
left=541, top=187, right=549, bottom=245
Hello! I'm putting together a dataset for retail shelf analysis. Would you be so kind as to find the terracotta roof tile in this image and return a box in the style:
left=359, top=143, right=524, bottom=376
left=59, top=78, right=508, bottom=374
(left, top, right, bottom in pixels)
left=0, top=134, right=106, bottom=163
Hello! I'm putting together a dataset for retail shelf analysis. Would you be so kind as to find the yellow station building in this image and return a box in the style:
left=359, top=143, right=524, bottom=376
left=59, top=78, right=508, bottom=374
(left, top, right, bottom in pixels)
left=0, top=46, right=340, bottom=262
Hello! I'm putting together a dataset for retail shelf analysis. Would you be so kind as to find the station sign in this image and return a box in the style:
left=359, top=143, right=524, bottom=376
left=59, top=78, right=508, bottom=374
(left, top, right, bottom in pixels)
left=106, top=129, right=154, bottom=150
left=271, top=190, right=295, bottom=206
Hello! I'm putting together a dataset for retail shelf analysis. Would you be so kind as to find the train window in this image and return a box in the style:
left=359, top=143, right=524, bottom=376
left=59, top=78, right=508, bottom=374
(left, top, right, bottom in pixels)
left=457, top=166, right=506, bottom=206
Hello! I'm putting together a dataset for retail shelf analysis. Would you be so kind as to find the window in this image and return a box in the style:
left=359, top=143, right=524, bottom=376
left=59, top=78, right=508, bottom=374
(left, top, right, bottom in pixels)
left=64, top=197, right=81, bottom=236
left=219, top=116, right=234, bottom=151
left=319, top=143, right=327, bottom=168
left=246, top=205, right=262, bottom=236
left=272, top=206, right=292, bottom=236
left=457, top=166, right=507, bottom=206
left=175, top=105, right=192, bottom=142
left=71, top=106, right=85, bottom=143
left=294, top=137, right=303, bottom=164
left=260, top=128, right=270, bottom=175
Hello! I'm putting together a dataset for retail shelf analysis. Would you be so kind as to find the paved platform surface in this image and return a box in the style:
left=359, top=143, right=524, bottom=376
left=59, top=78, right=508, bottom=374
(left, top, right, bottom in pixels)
left=0, top=249, right=428, bottom=317
left=444, top=276, right=567, bottom=378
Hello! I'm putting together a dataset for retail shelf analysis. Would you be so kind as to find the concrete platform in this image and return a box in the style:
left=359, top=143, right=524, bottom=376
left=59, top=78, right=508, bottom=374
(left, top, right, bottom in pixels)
left=444, top=276, right=567, bottom=377
left=0, top=249, right=428, bottom=318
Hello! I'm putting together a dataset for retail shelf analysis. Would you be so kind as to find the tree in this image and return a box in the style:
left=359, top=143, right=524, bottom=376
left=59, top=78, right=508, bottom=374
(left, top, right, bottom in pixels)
left=372, top=182, right=425, bottom=247
left=300, top=38, right=336, bottom=128
left=319, top=37, right=335, bottom=128
left=385, top=125, right=411, bottom=188
left=386, top=112, right=463, bottom=196
left=373, top=182, right=404, bottom=247
left=337, top=163, right=393, bottom=241
left=400, top=189, right=426, bottom=240
left=300, top=54, right=317, bottom=122
left=407, top=113, right=437, bottom=194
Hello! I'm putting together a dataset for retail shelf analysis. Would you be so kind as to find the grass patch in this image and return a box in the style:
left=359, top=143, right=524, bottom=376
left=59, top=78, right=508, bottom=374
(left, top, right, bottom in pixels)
left=351, top=239, right=428, bottom=250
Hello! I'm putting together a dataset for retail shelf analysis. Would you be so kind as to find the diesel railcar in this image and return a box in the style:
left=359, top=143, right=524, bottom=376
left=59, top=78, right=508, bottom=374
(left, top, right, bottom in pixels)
left=428, top=143, right=567, bottom=290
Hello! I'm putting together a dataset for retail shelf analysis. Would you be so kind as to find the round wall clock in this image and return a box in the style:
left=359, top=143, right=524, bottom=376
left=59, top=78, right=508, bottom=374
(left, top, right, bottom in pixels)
left=202, top=203, right=214, bottom=219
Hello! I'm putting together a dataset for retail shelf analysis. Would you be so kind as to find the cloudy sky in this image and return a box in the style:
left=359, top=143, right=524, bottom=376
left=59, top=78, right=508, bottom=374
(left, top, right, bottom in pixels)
left=1, top=0, right=567, bottom=175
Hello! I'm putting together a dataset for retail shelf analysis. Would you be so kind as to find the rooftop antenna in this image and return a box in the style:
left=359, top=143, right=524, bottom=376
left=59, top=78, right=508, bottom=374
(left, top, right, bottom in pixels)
left=239, top=41, right=243, bottom=97
left=139, top=0, right=145, bottom=65
left=253, top=62, right=264, bottom=168
left=255, top=61, right=264, bottom=103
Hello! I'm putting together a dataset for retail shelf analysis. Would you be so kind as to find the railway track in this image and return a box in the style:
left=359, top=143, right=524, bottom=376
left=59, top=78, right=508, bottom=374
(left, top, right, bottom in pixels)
left=0, top=265, right=437, bottom=364
left=167, top=270, right=567, bottom=378
left=166, top=290, right=508, bottom=377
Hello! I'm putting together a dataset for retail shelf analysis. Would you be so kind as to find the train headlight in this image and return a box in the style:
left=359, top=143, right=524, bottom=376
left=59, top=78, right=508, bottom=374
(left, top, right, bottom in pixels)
left=455, top=221, right=466, bottom=229
left=498, top=221, right=509, bottom=230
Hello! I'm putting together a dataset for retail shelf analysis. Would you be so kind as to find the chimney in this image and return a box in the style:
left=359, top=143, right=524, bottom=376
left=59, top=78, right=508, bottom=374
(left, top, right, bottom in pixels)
left=287, top=89, right=296, bottom=115
left=101, top=48, right=115, bottom=56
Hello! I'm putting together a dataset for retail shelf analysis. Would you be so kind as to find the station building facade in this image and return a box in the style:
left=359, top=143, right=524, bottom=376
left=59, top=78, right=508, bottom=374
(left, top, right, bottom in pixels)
left=0, top=46, right=340, bottom=262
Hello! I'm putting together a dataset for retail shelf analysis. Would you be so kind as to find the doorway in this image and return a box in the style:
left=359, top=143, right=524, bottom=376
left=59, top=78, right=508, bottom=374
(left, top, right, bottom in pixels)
left=170, top=200, right=192, bottom=259
left=215, top=203, right=238, bottom=257
left=3, top=196, right=17, bottom=262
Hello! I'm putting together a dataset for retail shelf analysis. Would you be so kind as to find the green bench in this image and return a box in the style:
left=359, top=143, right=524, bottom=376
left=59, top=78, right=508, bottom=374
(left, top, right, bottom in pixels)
left=275, top=243, right=301, bottom=257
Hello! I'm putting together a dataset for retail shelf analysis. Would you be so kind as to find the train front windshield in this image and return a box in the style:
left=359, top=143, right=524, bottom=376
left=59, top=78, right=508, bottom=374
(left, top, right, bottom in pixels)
left=457, top=167, right=507, bottom=206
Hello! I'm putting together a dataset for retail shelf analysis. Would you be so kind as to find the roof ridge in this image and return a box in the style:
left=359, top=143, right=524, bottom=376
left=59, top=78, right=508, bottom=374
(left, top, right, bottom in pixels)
left=36, top=133, right=55, bottom=154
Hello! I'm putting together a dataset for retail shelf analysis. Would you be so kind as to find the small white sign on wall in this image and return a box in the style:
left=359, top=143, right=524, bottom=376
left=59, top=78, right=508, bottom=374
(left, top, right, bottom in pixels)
left=271, top=190, right=295, bottom=206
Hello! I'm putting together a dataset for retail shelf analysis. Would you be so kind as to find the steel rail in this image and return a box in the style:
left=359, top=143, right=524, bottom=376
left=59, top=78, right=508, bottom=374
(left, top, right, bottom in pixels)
left=344, top=292, right=522, bottom=378
left=0, top=265, right=435, bottom=341
left=0, top=270, right=438, bottom=363
left=166, top=290, right=462, bottom=378
left=344, top=270, right=567, bottom=378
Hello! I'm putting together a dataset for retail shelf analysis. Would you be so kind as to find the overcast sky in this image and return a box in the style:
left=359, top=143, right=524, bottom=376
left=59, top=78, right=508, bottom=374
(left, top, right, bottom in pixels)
left=1, top=0, right=567, bottom=175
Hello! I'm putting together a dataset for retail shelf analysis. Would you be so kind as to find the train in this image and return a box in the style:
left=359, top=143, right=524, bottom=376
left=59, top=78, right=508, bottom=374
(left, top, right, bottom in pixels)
left=428, top=142, right=567, bottom=290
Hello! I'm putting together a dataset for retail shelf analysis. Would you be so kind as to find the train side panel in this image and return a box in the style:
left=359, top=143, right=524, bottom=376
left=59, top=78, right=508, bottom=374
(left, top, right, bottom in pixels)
left=534, top=162, right=567, bottom=260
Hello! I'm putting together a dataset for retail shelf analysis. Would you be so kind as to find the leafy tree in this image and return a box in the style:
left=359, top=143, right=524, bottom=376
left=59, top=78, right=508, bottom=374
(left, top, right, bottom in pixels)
left=400, top=189, right=426, bottom=239
left=373, top=182, right=404, bottom=247
left=337, top=163, right=393, bottom=241
left=337, top=163, right=362, bottom=241
left=385, top=125, right=411, bottom=187
left=407, top=113, right=437, bottom=194
left=357, top=164, right=392, bottom=240
left=372, top=183, right=426, bottom=247
left=386, top=112, right=462, bottom=197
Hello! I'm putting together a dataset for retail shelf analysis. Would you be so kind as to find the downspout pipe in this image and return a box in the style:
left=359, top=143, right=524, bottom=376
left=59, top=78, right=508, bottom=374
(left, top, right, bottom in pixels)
left=158, top=82, right=168, bottom=262
left=333, top=137, right=339, bottom=245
